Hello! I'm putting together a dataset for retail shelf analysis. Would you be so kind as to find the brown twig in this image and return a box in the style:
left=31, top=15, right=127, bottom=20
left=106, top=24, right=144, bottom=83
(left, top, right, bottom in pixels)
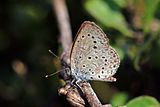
left=52, top=0, right=112, bottom=107
left=52, top=0, right=72, bottom=52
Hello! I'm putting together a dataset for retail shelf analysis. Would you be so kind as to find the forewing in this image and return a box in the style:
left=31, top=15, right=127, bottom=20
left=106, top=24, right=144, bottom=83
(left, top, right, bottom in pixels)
left=70, top=21, right=120, bottom=81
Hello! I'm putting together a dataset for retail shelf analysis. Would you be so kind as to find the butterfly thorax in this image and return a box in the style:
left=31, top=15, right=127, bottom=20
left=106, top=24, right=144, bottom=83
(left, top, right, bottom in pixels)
left=71, top=68, right=90, bottom=82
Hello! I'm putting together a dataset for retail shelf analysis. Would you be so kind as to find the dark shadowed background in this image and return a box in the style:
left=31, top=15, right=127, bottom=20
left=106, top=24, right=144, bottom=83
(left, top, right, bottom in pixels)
left=0, top=0, right=160, bottom=107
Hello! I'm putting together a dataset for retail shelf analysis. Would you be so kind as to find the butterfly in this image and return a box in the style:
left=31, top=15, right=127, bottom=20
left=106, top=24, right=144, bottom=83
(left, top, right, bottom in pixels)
left=68, top=21, right=120, bottom=84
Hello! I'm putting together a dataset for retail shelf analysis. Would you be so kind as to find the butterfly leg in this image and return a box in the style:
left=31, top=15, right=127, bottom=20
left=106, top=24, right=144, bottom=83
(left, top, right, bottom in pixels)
left=70, top=78, right=84, bottom=93
left=70, top=78, right=76, bottom=86
left=75, top=79, right=86, bottom=96
left=75, top=79, right=82, bottom=89
left=105, top=76, right=116, bottom=82
left=70, top=78, right=81, bottom=88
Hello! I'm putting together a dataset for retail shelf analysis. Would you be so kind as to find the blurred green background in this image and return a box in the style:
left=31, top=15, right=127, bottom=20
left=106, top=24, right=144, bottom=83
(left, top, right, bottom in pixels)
left=0, top=0, right=160, bottom=107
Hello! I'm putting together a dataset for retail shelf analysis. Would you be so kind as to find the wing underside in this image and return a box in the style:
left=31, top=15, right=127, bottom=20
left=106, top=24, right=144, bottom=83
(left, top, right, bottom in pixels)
left=70, top=21, right=120, bottom=81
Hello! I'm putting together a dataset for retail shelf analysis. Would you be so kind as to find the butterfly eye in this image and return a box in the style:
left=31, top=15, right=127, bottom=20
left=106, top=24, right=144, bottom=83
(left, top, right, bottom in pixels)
left=93, top=41, right=97, bottom=43
left=105, top=59, right=107, bottom=62
left=82, top=35, right=85, bottom=38
left=110, top=51, right=113, bottom=54
left=102, top=56, right=105, bottom=59
left=88, top=33, right=90, bottom=36
left=91, top=72, right=94, bottom=74
left=95, top=56, right=98, bottom=59
left=88, top=56, right=92, bottom=60
left=113, top=54, right=116, bottom=57
left=102, top=67, right=104, bottom=70
left=93, top=45, right=97, bottom=49
left=89, top=69, right=91, bottom=71
left=114, top=59, right=118, bottom=62
left=82, top=64, right=86, bottom=68
left=98, top=75, right=101, bottom=78
left=92, top=36, right=94, bottom=38
left=79, top=56, right=82, bottom=58
left=101, top=71, right=104, bottom=74
left=90, top=76, right=93, bottom=79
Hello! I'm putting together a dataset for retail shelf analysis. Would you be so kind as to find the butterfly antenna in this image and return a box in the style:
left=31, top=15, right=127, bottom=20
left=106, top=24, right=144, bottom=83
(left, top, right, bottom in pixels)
left=46, top=50, right=61, bottom=78
left=45, top=70, right=60, bottom=78
left=48, top=50, right=60, bottom=59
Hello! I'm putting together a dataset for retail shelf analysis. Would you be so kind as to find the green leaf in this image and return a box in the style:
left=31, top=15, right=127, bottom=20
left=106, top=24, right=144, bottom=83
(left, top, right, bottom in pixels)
left=134, top=36, right=154, bottom=71
left=126, top=96, right=160, bottom=107
left=84, top=0, right=133, bottom=37
left=12, top=4, right=47, bottom=22
left=110, top=92, right=128, bottom=107
left=142, top=0, right=160, bottom=33
left=113, top=0, right=127, bottom=8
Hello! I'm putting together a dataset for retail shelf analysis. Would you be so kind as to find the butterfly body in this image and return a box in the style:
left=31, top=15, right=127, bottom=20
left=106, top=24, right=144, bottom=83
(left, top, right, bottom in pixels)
left=69, top=21, right=120, bottom=83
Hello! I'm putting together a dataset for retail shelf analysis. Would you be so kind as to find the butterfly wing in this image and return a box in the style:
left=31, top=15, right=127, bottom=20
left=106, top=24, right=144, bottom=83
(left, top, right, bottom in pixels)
left=70, top=21, right=120, bottom=82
